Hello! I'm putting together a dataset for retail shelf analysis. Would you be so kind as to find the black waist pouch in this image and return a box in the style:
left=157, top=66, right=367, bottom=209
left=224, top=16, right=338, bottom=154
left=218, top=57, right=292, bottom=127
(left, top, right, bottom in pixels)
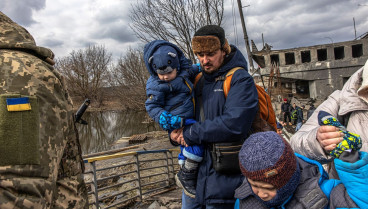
left=210, top=140, right=244, bottom=175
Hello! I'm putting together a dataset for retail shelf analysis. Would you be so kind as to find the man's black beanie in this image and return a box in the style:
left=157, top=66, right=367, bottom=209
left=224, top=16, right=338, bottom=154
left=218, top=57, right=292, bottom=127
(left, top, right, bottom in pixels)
left=194, top=25, right=226, bottom=47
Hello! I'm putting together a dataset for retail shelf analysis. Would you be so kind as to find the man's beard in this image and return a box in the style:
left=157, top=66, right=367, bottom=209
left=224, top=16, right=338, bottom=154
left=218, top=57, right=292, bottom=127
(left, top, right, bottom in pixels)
left=202, top=64, right=220, bottom=74
left=201, top=64, right=221, bottom=75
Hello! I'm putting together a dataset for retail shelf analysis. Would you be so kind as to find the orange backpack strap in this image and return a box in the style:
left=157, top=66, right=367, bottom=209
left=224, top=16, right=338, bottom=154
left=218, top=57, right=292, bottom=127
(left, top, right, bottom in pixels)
left=194, top=72, right=203, bottom=88
left=223, top=67, right=243, bottom=98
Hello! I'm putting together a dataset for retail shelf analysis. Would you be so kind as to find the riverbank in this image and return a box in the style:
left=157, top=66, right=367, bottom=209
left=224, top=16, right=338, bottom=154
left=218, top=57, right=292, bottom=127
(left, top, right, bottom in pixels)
left=71, top=89, right=146, bottom=113
left=72, top=97, right=130, bottom=112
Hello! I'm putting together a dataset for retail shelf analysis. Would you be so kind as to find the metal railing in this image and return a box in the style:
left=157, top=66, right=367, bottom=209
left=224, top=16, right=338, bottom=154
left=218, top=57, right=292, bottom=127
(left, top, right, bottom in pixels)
left=83, top=148, right=180, bottom=208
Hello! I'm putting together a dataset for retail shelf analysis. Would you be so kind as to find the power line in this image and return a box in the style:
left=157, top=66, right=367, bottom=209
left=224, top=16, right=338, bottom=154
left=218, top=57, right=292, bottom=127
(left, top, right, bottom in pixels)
left=231, top=0, right=239, bottom=46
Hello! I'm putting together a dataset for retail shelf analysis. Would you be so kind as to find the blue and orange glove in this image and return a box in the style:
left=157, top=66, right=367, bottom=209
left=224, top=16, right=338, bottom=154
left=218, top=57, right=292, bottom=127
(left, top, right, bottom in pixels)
left=159, top=111, right=172, bottom=131
left=170, top=117, right=197, bottom=130
left=170, top=115, right=183, bottom=129
left=318, top=110, right=362, bottom=158
left=196, top=63, right=202, bottom=72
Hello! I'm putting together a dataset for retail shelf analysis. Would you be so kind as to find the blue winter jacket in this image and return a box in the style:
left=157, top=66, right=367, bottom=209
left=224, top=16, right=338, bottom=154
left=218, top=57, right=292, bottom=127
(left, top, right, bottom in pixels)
left=183, top=45, right=259, bottom=204
left=333, top=151, right=368, bottom=209
left=144, top=40, right=200, bottom=124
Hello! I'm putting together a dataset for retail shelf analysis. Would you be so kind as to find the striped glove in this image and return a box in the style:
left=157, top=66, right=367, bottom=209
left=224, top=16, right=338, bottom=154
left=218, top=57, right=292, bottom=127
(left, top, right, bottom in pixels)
left=318, top=111, right=362, bottom=158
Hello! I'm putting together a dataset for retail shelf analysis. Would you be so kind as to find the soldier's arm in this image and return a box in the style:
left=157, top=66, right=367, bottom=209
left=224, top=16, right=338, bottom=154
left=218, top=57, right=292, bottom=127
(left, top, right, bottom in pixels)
left=53, top=117, right=88, bottom=208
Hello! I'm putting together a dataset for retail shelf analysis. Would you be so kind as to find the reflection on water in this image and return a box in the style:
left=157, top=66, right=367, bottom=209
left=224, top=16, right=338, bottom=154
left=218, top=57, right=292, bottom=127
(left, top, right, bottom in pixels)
left=77, top=110, right=159, bottom=155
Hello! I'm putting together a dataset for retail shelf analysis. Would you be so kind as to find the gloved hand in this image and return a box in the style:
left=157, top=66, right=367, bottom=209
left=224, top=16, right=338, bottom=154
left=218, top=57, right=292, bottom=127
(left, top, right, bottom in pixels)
left=170, top=115, right=183, bottom=129
left=159, top=111, right=172, bottom=131
left=185, top=118, right=196, bottom=125
left=318, top=111, right=362, bottom=158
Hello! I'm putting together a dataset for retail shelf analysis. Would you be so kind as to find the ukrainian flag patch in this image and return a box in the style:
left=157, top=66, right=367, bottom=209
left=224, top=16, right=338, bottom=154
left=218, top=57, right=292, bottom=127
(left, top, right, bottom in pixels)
left=6, top=97, right=32, bottom=111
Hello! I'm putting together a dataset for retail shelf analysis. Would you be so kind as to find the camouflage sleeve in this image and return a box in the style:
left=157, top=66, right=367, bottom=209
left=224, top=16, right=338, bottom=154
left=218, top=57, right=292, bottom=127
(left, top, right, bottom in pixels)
left=52, top=116, right=88, bottom=209
left=0, top=50, right=87, bottom=209
left=50, top=61, right=88, bottom=209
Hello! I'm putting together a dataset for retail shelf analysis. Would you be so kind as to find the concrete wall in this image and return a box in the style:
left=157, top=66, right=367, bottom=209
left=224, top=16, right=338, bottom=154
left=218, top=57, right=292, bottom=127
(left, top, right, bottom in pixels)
left=255, top=38, right=368, bottom=99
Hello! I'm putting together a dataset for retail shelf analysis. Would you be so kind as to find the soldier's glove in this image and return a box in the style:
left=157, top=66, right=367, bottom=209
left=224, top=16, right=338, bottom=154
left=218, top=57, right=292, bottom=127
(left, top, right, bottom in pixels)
left=318, top=111, right=362, bottom=158
left=159, top=111, right=172, bottom=131
left=170, top=115, right=184, bottom=130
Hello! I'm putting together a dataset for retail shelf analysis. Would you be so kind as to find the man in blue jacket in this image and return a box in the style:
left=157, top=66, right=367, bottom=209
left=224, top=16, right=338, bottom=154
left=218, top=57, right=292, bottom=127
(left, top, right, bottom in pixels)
left=171, top=25, right=258, bottom=208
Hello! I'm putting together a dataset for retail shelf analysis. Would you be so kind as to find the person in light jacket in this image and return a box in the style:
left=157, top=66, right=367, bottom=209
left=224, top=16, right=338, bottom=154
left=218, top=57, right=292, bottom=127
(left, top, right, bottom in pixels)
left=290, top=59, right=368, bottom=179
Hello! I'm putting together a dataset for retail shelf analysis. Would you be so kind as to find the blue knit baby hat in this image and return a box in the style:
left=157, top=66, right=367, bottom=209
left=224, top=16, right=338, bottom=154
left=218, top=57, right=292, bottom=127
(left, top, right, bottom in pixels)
left=150, top=45, right=179, bottom=75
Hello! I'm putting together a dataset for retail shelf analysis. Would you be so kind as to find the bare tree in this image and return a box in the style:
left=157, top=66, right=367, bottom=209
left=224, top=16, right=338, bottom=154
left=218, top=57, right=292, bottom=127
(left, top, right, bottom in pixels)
left=129, top=0, right=224, bottom=61
left=56, top=45, right=112, bottom=105
left=111, top=48, right=149, bottom=110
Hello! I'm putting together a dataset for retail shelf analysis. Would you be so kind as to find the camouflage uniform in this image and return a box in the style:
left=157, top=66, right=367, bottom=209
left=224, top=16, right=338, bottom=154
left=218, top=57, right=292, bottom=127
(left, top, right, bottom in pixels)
left=0, top=12, right=88, bottom=208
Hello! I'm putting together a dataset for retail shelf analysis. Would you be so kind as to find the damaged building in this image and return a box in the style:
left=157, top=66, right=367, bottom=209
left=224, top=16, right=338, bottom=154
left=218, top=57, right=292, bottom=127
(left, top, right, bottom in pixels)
left=252, top=33, right=368, bottom=100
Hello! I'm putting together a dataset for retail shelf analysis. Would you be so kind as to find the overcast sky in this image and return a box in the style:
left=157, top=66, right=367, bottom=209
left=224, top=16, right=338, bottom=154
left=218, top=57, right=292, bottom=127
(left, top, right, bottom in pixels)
left=2, top=0, right=368, bottom=63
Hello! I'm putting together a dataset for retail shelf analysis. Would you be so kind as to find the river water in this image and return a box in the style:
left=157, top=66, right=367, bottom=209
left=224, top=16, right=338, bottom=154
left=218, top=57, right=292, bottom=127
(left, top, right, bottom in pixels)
left=77, top=110, right=160, bottom=155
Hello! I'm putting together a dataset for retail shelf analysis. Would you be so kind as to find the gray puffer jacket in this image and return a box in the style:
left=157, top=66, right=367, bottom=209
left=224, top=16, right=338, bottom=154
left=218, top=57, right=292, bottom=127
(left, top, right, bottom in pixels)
left=291, top=61, right=368, bottom=179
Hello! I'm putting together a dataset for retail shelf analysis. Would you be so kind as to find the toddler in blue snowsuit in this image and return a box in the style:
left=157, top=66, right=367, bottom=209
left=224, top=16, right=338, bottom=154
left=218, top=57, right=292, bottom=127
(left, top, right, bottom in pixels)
left=144, top=40, right=203, bottom=198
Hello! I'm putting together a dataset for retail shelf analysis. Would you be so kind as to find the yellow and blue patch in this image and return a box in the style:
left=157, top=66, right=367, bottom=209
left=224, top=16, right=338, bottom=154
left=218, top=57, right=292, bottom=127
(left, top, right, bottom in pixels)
left=6, top=97, right=32, bottom=111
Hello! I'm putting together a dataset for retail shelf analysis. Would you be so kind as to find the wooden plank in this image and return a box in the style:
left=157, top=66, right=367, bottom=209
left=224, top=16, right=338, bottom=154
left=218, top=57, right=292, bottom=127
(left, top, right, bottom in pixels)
left=82, top=144, right=146, bottom=158
left=129, top=134, right=148, bottom=145
left=84, top=151, right=137, bottom=163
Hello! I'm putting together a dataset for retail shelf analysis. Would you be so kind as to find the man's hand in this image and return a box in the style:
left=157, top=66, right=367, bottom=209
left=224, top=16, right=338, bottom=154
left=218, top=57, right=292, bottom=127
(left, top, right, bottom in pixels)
left=316, top=125, right=344, bottom=152
left=170, top=128, right=187, bottom=147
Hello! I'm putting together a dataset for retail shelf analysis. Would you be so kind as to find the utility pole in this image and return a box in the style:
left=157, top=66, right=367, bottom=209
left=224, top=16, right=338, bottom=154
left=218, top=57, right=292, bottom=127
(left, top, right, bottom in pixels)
left=353, top=17, right=357, bottom=39
left=237, top=0, right=254, bottom=73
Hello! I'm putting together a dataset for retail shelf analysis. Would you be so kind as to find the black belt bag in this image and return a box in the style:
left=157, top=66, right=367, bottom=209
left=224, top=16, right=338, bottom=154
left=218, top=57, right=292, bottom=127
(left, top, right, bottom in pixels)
left=210, top=140, right=244, bottom=175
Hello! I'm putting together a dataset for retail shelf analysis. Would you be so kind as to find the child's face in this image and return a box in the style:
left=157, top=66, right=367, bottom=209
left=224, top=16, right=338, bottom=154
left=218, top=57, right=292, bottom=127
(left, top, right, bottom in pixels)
left=247, top=178, right=277, bottom=201
left=277, top=129, right=283, bottom=134
left=158, top=69, right=177, bottom=82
